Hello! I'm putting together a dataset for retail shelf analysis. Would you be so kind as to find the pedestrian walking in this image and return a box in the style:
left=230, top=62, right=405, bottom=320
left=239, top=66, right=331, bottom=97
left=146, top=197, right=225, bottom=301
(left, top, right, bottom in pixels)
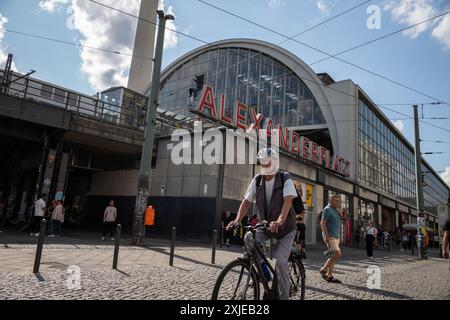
left=31, top=194, right=47, bottom=236
left=49, top=200, right=64, bottom=237
left=250, top=214, right=258, bottom=227
left=295, top=216, right=306, bottom=252
left=221, top=211, right=233, bottom=247
left=401, top=230, right=408, bottom=252
left=433, top=234, right=439, bottom=249
left=0, top=198, right=5, bottom=233
left=102, top=200, right=117, bottom=240
left=428, top=230, right=434, bottom=249
left=46, top=200, right=57, bottom=234
left=319, top=194, right=343, bottom=284
left=365, top=221, right=377, bottom=260
left=396, top=228, right=402, bottom=249
left=442, top=219, right=449, bottom=271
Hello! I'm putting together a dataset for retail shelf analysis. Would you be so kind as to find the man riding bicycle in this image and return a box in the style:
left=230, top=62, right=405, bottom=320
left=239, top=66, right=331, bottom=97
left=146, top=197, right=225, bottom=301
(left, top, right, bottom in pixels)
left=227, top=147, right=297, bottom=300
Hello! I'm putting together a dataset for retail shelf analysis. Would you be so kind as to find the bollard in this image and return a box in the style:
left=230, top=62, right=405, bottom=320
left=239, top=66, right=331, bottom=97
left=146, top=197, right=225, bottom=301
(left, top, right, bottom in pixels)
left=169, top=227, right=176, bottom=266
left=212, top=229, right=217, bottom=264
left=112, top=224, right=121, bottom=269
left=33, top=219, right=47, bottom=273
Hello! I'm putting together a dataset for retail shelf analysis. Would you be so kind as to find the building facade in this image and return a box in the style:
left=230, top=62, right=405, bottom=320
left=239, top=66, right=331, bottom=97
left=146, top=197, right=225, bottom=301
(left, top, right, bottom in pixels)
left=139, top=39, right=448, bottom=244
left=1, top=39, right=448, bottom=245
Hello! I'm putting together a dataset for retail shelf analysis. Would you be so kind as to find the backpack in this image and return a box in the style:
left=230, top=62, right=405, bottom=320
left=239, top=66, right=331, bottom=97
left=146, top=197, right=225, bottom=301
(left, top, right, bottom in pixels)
left=255, top=171, right=304, bottom=214
left=292, top=188, right=304, bottom=214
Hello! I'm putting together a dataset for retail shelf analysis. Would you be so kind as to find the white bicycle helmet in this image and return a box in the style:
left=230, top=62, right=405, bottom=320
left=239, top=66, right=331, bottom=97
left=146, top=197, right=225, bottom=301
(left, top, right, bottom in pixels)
left=257, top=148, right=279, bottom=175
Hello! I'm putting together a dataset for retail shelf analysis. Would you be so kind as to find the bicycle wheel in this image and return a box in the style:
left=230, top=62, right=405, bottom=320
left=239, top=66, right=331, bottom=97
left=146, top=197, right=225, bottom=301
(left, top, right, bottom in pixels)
left=288, top=256, right=306, bottom=300
left=211, top=259, right=260, bottom=300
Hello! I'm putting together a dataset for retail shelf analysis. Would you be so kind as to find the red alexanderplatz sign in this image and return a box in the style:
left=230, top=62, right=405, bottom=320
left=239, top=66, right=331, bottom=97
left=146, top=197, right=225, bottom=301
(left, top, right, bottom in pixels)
left=195, top=86, right=351, bottom=177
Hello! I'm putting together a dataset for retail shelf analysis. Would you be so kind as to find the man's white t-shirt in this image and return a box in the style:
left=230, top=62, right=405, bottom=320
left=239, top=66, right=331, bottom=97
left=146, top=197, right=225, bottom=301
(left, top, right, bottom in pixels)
left=244, top=174, right=297, bottom=209
left=104, top=206, right=117, bottom=222
left=34, top=198, right=46, bottom=217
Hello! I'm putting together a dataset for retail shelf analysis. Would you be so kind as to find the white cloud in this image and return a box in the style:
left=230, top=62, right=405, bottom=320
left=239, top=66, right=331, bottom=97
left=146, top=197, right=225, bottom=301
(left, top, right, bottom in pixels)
left=440, top=167, right=450, bottom=187
left=431, top=13, right=450, bottom=50
left=38, top=0, right=178, bottom=92
left=316, top=0, right=331, bottom=16
left=384, top=0, right=437, bottom=38
left=39, top=0, right=70, bottom=13
left=384, top=0, right=450, bottom=50
left=268, top=0, right=285, bottom=9
left=159, top=0, right=178, bottom=49
left=393, top=120, right=405, bottom=132
left=0, top=13, right=18, bottom=72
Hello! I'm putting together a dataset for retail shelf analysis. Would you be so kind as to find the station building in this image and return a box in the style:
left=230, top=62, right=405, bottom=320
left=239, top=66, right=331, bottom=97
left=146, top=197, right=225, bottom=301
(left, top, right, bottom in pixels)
left=0, top=39, right=448, bottom=245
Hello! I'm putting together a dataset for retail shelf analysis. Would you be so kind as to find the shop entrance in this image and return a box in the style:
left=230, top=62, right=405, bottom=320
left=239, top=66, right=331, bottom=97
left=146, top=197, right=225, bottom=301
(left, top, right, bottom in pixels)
left=381, top=207, right=395, bottom=232
left=63, top=168, right=93, bottom=230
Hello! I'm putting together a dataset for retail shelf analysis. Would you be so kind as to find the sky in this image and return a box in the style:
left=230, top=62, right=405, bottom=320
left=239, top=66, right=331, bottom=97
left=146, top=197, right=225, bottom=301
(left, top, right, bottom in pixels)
left=0, top=0, right=449, bottom=185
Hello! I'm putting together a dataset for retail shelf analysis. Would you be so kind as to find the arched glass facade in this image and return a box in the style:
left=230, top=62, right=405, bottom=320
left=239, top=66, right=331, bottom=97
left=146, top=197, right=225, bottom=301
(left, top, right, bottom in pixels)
left=158, top=47, right=326, bottom=128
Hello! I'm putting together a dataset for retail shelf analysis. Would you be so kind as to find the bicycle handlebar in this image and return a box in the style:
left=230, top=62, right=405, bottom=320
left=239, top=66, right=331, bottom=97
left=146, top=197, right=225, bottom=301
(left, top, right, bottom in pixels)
left=229, top=221, right=269, bottom=232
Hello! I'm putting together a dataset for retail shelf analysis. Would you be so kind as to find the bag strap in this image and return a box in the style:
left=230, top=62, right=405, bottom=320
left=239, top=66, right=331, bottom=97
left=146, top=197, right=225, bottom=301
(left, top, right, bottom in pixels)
left=256, top=174, right=262, bottom=187
left=280, top=171, right=300, bottom=197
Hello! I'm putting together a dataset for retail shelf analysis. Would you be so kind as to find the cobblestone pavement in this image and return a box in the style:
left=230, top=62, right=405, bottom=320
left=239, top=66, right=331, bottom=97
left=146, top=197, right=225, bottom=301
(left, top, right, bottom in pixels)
left=0, top=230, right=449, bottom=300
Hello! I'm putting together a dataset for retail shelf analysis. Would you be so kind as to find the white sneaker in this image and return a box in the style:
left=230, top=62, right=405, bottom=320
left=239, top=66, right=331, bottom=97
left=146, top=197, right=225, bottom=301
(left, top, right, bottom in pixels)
left=30, top=233, right=34, bottom=236
left=34, top=233, right=39, bottom=237
left=101, top=237, right=105, bottom=240
left=111, top=237, right=115, bottom=241
left=48, top=234, right=55, bottom=237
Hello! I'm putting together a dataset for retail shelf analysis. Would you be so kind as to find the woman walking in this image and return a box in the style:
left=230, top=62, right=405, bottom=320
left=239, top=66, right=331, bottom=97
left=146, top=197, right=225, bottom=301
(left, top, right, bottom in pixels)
left=366, top=221, right=377, bottom=260
left=49, top=200, right=64, bottom=237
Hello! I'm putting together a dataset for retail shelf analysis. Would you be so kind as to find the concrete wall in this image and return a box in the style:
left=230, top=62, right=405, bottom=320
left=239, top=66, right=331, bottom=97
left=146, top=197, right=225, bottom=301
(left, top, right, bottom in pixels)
left=324, top=80, right=358, bottom=181
left=280, top=155, right=317, bottom=181
left=223, top=164, right=254, bottom=201
left=325, top=173, right=354, bottom=194
left=90, top=169, right=139, bottom=196
left=0, top=94, right=71, bottom=130
left=314, top=184, right=324, bottom=244
left=150, top=139, right=219, bottom=198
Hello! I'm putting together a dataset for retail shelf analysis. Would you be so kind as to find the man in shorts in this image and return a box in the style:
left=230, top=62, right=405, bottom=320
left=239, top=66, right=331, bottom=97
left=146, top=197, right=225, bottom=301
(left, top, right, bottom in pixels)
left=443, top=218, right=449, bottom=271
left=319, top=194, right=342, bottom=283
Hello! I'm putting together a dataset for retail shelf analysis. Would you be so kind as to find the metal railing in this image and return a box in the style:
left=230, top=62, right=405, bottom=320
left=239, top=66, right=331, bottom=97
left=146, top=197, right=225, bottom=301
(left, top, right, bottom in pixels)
left=0, top=70, right=147, bottom=130
left=0, top=70, right=211, bottom=138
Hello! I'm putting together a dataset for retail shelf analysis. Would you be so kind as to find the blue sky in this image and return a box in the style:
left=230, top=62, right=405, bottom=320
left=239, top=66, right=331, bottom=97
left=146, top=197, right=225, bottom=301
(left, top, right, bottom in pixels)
left=1, top=0, right=449, bottom=183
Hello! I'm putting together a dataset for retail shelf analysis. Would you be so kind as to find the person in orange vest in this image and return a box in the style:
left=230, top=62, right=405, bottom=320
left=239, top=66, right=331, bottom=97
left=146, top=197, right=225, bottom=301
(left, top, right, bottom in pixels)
left=145, top=205, right=155, bottom=226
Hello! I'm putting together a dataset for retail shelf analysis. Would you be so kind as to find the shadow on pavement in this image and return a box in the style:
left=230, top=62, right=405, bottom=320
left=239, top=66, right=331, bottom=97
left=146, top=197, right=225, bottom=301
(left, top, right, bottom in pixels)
left=341, top=283, right=413, bottom=300
left=34, top=273, right=45, bottom=282
left=113, top=269, right=131, bottom=277
left=306, top=283, right=413, bottom=300
left=305, top=285, right=359, bottom=300
left=142, top=246, right=224, bottom=270
left=0, top=228, right=218, bottom=249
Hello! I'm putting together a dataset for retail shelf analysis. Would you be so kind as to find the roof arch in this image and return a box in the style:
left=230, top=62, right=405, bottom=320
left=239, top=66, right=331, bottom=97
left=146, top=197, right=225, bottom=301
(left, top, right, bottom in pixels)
left=152, top=38, right=339, bottom=153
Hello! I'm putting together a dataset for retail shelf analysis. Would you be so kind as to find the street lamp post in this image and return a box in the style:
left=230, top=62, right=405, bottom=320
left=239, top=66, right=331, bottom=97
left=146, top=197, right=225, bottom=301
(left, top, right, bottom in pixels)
left=132, top=10, right=174, bottom=245
left=413, top=105, right=425, bottom=259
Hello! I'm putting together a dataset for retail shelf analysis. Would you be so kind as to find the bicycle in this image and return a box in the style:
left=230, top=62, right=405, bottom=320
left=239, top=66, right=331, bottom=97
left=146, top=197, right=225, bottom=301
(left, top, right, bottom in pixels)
left=211, top=222, right=306, bottom=300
